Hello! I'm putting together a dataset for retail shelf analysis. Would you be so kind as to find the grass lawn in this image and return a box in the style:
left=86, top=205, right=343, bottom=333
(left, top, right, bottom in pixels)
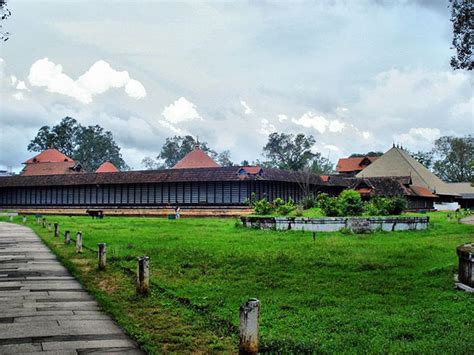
left=2, top=212, right=473, bottom=353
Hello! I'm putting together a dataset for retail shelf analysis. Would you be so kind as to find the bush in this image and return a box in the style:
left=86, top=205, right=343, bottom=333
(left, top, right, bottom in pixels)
left=364, top=196, right=407, bottom=216
left=273, top=198, right=285, bottom=208
left=387, top=196, right=407, bottom=215
left=338, top=189, right=364, bottom=216
left=253, top=197, right=274, bottom=215
left=276, top=198, right=295, bottom=216
left=318, top=193, right=340, bottom=217
left=294, top=205, right=304, bottom=216
left=301, top=194, right=317, bottom=209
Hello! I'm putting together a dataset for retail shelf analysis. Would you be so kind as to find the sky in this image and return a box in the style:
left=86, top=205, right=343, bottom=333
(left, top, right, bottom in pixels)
left=0, top=0, right=472, bottom=172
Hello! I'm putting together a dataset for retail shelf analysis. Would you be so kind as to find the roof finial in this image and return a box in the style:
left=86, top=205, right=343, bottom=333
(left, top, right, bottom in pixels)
left=195, top=136, right=200, bottom=149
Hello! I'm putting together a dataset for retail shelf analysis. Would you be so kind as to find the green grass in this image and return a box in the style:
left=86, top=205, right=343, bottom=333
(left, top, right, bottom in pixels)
left=2, top=213, right=473, bottom=353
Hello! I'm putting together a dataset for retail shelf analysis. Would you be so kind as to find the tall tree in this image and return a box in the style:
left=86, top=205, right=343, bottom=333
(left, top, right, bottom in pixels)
left=28, top=117, right=128, bottom=172
left=141, top=156, right=163, bottom=170
left=310, top=153, right=334, bottom=174
left=411, top=150, right=435, bottom=170
left=74, top=125, right=128, bottom=172
left=349, top=151, right=383, bottom=158
left=449, top=0, right=473, bottom=70
left=0, top=0, right=11, bottom=42
left=158, top=135, right=217, bottom=168
left=262, top=132, right=316, bottom=171
left=432, top=135, right=473, bottom=182
left=216, top=150, right=234, bottom=167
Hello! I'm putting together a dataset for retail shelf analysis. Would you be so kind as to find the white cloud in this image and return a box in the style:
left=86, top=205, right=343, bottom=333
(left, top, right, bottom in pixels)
left=259, top=118, right=276, bottom=135
left=394, top=127, right=441, bottom=151
left=16, top=81, right=29, bottom=91
left=162, top=97, right=202, bottom=124
left=10, top=75, right=17, bottom=86
left=362, top=131, right=371, bottom=140
left=291, top=112, right=329, bottom=133
left=27, top=58, right=147, bottom=104
left=12, top=92, right=24, bottom=101
left=277, top=114, right=288, bottom=122
left=328, top=119, right=345, bottom=133
left=323, top=144, right=341, bottom=152
left=240, top=100, right=253, bottom=115
left=158, top=119, right=184, bottom=134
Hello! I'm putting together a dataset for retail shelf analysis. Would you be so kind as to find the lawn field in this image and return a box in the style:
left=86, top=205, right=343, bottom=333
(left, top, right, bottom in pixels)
left=2, top=213, right=473, bottom=353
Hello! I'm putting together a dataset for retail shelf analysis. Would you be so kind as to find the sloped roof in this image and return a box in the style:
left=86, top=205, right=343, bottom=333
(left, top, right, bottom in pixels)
left=356, top=147, right=459, bottom=196
left=96, top=161, right=119, bottom=173
left=172, top=148, right=220, bottom=169
left=239, top=166, right=262, bottom=175
left=24, top=149, right=73, bottom=164
left=336, top=156, right=378, bottom=173
left=446, top=182, right=474, bottom=199
left=21, top=161, right=78, bottom=176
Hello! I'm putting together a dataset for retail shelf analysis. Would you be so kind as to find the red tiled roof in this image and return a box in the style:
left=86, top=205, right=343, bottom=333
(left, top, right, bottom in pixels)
left=96, top=162, right=119, bottom=173
left=241, top=166, right=262, bottom=175
left=24, top=149, right=73, bottom=164
left=172, top=148, right=220, bottom=169
left=320, top=175, right=330, bottom=182
left=409, top=185, right=438, bottom=198
left=336, top=156, right=378, bottom=173
left=21, top=161, right=78, bottom=176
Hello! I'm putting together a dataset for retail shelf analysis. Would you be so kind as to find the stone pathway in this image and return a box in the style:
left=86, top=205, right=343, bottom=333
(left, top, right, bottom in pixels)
left=0, top=222, right=142, bottom=354
left=460, top=216, right=474, bottom=225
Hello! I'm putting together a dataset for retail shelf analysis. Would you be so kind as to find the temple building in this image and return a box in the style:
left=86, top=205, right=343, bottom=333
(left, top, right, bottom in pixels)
left=21, top=149, right=83, bottom=176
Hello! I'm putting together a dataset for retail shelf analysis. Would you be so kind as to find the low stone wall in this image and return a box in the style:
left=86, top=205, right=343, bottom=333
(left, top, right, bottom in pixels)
left=240, top=216, right=429, bottom=233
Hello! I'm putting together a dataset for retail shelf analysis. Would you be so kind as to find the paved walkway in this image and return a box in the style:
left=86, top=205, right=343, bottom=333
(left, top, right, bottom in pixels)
left=460, top=216, right=474, bottom=225
left=0, top=222, right=142, bottom=354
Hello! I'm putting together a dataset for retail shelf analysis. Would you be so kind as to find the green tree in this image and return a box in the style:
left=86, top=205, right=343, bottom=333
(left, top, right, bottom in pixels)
left=157, top=135, right=217, bottom=168
left=28, top=117, right=128, bottom=172
left=411, top=150, right=435, bottom=169
left=310, top=153, right=334, bottom=174
left=449, top=0, right=473, bottom=70
left=216, top=150, right=234, bottom=167
left=263, top=132, right=316, bottom=171
left=349, top=151, right=383, bottom=158
left=432, top=135, right=473, bottom=182
left=1, top=0, right=11, bottom=42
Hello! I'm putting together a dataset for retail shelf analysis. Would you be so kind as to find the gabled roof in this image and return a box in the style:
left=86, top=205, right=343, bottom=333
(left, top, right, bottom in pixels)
left=336, top=156, right=378, bottom=173
left=24, top=148, right=73, bottom=164
left=172, top=148, right=220, bottom=169
left=238, top=166, right=262, bottom=175
left=96, top=161, right=119, bottom=173
left=21, top=161, right=80, bottom=176
left=356, top=147, right=460, bottom=196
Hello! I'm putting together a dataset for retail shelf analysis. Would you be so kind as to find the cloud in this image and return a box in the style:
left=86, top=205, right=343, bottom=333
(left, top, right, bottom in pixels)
left=27, top=58, right=147, bottom=104
left=393, top=127, right=441, bottom=151
left=277, top=114, right=288, bottom=122
left=259, top=118, right=276, bottom=135
left=323, top=144, right=341, bottom=152
left=158, top=119, right=183, bottom=134
left=362, top=131, right=371, bottom=140
left=162, top=97, right=202, bottom=124
left=291, top=112, right=345, bottom=134
left=16, top=81, right=29, bottom=91
left=240, top=100, right=253, bottom=115
left=12, top=92, right=24, bottom=101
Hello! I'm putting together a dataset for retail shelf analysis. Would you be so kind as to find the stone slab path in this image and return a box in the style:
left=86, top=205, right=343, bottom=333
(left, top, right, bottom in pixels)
left=0, top=222, right=142, bottom=354
left=460, top=216, right=474, bottom=225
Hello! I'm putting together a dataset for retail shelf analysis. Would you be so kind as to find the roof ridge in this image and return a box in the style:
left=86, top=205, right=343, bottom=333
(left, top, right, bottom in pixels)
left=393, top=148, right=432, bottom=189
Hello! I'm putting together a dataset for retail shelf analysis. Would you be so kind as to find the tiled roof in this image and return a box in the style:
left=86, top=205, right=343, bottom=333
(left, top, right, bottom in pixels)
left=0, top=166, right=310, bottom=187
left=409, top=185, right=438, bottom=198
left=240, top=166, right=262, bottom=175
left=21, top=162, right=80, bottom=176
left=172, top=148, right=220, bottom=169
left=24, top=149, right=73, bottom=164
left=336, top=156, right=377, bottom=173
left=96, top=162, right=119, bottom=173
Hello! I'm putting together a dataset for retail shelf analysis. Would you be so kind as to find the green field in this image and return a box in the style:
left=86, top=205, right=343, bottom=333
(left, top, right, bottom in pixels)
left=2, top=213, right=473, bottom=354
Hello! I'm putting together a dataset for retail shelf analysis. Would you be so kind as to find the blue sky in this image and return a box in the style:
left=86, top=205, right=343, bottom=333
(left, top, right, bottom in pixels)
left=0, top=0, right=472, bottom=172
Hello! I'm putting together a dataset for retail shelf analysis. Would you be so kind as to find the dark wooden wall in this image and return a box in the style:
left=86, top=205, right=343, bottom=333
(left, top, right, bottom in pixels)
left=0, top=180, right=303, bottom=207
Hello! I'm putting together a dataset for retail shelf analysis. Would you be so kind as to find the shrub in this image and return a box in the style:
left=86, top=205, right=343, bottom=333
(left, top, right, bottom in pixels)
left=301, top=194, right=317, bottom=209
left=294, top=205, right=304, bottom=216
left=338, top=189, right=364, bottom=216
left=387, top=196, right=407, bottom=215
left=253, top=197, right=274, bottom=215
left=273, top=197, right=285, bottom=208
left=364, top=196, right=391, bottom=216
left=276, top=198, right=296, bottom=216
left=318, top=193, right=340, bottom=217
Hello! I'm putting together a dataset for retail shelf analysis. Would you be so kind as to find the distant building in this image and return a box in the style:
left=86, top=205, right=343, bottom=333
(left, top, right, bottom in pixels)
left=96, top=161, right=119, bottom=173
left=21, top=148, right=83, bottom=176
left=172, top=146, right=220, bottom=169
left=336, top=156, right=378, bottom=176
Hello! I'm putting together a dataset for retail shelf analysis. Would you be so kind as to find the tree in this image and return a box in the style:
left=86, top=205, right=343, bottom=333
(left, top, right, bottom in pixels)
left=240, top=160, right=250, bottom=166
left=28, top=117, right=128, bottom=172
left=141, top=157, right=163, bottom=170
left=349, top=151, right=383, bottom=158
left=432, top=135, right=473, bottom=182
left=216, top=150, right=234, bottom=167
left=263, top=132, right=316, bottom=171
left=310, top=153, right=334, bottom=174
left=28, top=117, right=80, bottom=157
left=0, top=0, right=11, bottom=42
left=449, top=0, right=473, bottom=70
left=411, top=150, right=435, bottom=169
left=157, top=135, right=217, bottom=168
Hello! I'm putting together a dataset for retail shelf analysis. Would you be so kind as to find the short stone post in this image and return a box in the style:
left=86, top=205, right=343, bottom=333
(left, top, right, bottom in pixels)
left=8, top=215, right=13, bottom=222
left=22, top=216, right=27, bottom=223
left=98, top=243, right=106, bottom=270
left=54, top=223, right=59, bottom=238
left=239, top=298, right=260, bottom=354
left=456, top=243, right=474, bottom=291
left=42, top=218, right=46, bottom=228
left=47, top=223, right=52, bottom=231
left=36, top=216, right=41, bottom=224
left=136, top=256, right=150, bottom=295
left=312, top=232, right=316, bottom=241
left=76, top=232, right=83, bottom=253
left=64, top=230, right=71, bottom=245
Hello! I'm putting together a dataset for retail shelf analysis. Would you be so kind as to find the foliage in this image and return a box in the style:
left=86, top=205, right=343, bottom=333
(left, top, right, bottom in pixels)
left=317, top=193, right=340, bottom=217
left=7, top=213, right=473, bottom=353
left=158, top=135, right=217, bottom=168
left=411, top=150, right=435, bottom=169
left=262, top=132, right=316, bottom=171
left=349, top=151, right=383, bottom=158
left=253, top=197, right=273, bottom=215
left=300, top=193, right=317, bottom=209
left=27, top=117, right=128, bottom=171
left=275, top=197, right=295, bottom=216
left=337, top=189, right=364, bottom=216
left=0, top=0, right=11, bottom=42
left=449, top=0, right=473, bottom=70
left=216, top=150, right=234, bottom=167
left=309, top=153, right=334, bottom=174
left=432, top=135, right=473, bottom=182
left=363, top=196, right=406, bottom=216
left=141, top=156, right=164, bottom=170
